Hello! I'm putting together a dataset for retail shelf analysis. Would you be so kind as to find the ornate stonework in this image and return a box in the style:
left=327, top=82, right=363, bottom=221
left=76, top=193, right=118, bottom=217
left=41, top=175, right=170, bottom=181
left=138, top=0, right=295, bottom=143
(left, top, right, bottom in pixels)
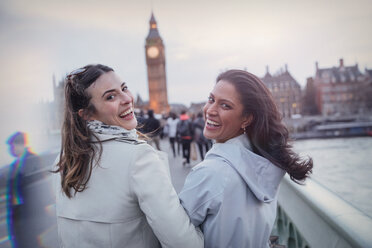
left=145, top=13, right=169, bottom=114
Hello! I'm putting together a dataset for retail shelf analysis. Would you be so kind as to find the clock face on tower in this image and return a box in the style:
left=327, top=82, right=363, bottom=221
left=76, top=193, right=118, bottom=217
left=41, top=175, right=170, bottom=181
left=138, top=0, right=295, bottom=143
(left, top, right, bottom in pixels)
left=147, top=46, right=159, bottom=58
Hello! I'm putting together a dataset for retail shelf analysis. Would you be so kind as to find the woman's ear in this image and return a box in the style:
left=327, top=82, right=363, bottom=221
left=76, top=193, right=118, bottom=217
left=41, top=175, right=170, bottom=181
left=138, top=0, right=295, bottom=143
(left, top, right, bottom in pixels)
left=78, top=109, right=90, bottom=120
left=241, top=114, right=253, bottom=129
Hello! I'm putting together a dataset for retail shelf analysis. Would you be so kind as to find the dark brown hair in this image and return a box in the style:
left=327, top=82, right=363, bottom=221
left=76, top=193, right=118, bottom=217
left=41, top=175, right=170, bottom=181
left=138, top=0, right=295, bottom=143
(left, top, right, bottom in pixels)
left=54, top=64, right=114, bottom=198
left=216, top=69, right=313, bottom=183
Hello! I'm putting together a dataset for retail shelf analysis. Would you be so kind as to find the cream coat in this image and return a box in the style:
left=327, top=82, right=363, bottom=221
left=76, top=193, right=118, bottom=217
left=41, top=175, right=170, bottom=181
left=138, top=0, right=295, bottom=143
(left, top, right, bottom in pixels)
left=55, top=133, right=203, bottom=248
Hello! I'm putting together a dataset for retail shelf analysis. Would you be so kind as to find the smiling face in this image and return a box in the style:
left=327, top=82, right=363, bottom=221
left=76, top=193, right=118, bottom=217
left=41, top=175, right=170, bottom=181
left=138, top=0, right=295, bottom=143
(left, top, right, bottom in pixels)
left=84, top=71, right=137, bottom=130
left=203, top=80, right=251, bottom=143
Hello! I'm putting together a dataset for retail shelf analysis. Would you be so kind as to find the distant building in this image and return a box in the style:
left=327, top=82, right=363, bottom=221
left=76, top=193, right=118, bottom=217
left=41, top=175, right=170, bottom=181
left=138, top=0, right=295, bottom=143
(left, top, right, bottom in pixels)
left=302, top=77, right=319, bottom=115
left=313, top=58, right=366, bottom=116
left=188, top=102, right=206, bottom=116
left=365, top=69, right=372, bottom=80
left=48, top=13, right=176, bottom=131
left=134, top=94, right=148, bottom=111
left=261, top=65, right=302, bottom=118
left=362, top=69, right=372, bottom=111
left=168, top=103, right=188, bottom=115
left=145, top=12, right=169, bottom=115
left=51, top=75, right=65, bottom=131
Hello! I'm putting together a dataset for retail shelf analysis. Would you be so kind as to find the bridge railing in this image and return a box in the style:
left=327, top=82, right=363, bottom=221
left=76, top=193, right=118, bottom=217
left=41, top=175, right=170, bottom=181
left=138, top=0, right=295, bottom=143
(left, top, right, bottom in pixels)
left=2, top=152, right=372, bottom=248
left=272, top=175, right=372, bottom=248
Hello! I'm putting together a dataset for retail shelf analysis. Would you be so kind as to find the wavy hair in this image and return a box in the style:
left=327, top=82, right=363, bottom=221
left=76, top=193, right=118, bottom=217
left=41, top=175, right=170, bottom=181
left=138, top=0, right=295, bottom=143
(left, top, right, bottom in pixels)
left=216, top=69, right=313, bottom=183
left=54, top=64, right=113, bottom=198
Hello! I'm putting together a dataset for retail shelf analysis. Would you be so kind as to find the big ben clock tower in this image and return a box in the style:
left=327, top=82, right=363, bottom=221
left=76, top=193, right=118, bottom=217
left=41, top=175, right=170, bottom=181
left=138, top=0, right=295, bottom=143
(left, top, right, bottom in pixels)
left=145, top=12, right=169, bottom=114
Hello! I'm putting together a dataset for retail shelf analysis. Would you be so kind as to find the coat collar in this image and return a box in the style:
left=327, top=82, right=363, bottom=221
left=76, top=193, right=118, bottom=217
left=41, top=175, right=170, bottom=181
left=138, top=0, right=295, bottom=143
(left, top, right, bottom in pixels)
left=206, top=134, right=285, bottom=202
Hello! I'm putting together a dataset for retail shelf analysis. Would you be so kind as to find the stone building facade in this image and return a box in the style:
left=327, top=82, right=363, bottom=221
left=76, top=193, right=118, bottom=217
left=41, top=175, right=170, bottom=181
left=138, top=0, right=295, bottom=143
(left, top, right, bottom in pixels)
left=261, top=65, right=302, bottom=119
left=313, top=59, right=366, bottom=116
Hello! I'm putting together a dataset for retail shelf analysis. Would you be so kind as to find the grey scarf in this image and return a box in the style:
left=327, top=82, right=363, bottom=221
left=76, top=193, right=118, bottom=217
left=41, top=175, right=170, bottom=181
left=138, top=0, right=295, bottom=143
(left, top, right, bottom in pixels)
left=87, top=120, right=145, bottom=145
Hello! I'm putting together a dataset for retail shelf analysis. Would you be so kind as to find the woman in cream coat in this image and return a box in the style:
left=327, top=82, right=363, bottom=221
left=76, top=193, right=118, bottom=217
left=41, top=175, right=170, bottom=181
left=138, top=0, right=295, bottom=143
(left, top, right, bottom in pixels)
left=54, top=64, right=203, bottom=248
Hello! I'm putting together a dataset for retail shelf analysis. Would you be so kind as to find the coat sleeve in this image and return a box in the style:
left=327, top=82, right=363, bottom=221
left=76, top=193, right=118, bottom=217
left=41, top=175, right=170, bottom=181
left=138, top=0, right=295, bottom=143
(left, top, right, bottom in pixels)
left=130, top=144, right=204, bottom=248
left=179, top=163, right=224, bottom=227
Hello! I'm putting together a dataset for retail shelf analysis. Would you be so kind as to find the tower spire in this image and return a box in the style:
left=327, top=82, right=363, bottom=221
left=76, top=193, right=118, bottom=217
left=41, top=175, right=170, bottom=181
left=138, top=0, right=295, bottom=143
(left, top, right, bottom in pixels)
left=150, top=12, right=156, bottom=27
left=147, top=12, right=161, bottom=40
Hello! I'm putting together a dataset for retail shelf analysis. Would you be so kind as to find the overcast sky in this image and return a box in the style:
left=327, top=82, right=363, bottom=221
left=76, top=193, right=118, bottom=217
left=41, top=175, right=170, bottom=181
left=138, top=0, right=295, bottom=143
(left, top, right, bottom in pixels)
left=0, top=0, right=371, bottom=164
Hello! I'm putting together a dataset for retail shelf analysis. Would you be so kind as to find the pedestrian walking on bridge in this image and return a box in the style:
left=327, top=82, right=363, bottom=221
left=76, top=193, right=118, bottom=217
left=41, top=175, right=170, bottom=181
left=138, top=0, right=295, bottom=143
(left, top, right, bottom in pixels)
left=177, top=111, right=194, bottom=165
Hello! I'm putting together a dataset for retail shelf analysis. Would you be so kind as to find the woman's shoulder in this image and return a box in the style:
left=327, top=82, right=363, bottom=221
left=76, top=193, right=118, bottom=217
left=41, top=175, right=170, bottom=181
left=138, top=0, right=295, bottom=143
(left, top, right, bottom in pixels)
left=100, top=137, right=148, bottom=148
left=100, top=141, right=167, bottom=176
left=180, top=159, right=229, bottom=211
left=130, top=142, right=168, bottom=167
left=135, top=142, right=162, bottom=155
left=189, top=159, right=232, bottom=187
left=193, top=158, right=227, bottom=173
left=99, top=139, right=157, bottom=158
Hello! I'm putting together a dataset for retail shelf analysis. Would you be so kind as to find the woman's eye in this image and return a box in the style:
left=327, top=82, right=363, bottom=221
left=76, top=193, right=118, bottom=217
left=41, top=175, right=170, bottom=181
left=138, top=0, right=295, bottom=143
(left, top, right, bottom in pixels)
left=208, top=96, right=214, bottom=103
left=106, top=95, right=115, bottom=100
left=122, top=86, right=128, bottom=91
left=221, top=103, right=231, bottom=109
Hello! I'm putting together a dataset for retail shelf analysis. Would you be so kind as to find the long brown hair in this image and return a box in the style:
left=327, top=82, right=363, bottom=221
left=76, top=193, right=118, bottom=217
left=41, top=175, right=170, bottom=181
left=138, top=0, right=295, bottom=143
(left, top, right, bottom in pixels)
left=54, top=64, right=113, bottom=198
left=216, top=69, right=313, bottom=183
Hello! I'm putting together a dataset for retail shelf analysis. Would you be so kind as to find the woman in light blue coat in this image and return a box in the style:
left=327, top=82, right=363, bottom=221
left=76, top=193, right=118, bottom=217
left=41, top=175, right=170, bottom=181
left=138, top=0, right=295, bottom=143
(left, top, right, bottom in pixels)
left=179, top=69, right=313, bottom=248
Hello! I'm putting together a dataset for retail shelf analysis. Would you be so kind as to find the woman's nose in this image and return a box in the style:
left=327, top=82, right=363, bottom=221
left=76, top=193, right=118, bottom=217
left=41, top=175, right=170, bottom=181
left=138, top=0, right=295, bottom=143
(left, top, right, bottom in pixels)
left=205, top=103, right=217, bottom=116
left=119, top=92, right=132, bottom=104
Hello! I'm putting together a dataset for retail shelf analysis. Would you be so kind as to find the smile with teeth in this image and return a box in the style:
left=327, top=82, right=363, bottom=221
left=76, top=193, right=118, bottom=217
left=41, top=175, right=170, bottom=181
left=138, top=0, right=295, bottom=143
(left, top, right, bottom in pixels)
left=206, top=119, right=221, bottom=126
left=119, top=108, right=133, bottom=118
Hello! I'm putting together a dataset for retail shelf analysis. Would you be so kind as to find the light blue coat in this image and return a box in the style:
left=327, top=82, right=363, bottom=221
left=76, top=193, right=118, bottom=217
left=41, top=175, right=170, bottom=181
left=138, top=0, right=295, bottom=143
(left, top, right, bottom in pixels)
left=179, top=134, right=285, bottom=248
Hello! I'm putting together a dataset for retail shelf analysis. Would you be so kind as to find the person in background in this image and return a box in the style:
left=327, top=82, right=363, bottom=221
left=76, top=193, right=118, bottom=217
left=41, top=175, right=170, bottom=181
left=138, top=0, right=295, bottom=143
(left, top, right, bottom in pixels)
left=176, top=110, right=194, bottom=165
left=159, top=114, right=168, bottom=140
left=53, top=64, right=203, bottom=248
left=193, top=112, right=210, bottom=160
left=166, top=112, right=179, bottom=158
left=135, top=109, right=146, bottom=133
left=5, top=132, right=42, bottom=248
left=179, top=69, right=313, bottom=248
left=143, top=109, right=162, bottom=150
